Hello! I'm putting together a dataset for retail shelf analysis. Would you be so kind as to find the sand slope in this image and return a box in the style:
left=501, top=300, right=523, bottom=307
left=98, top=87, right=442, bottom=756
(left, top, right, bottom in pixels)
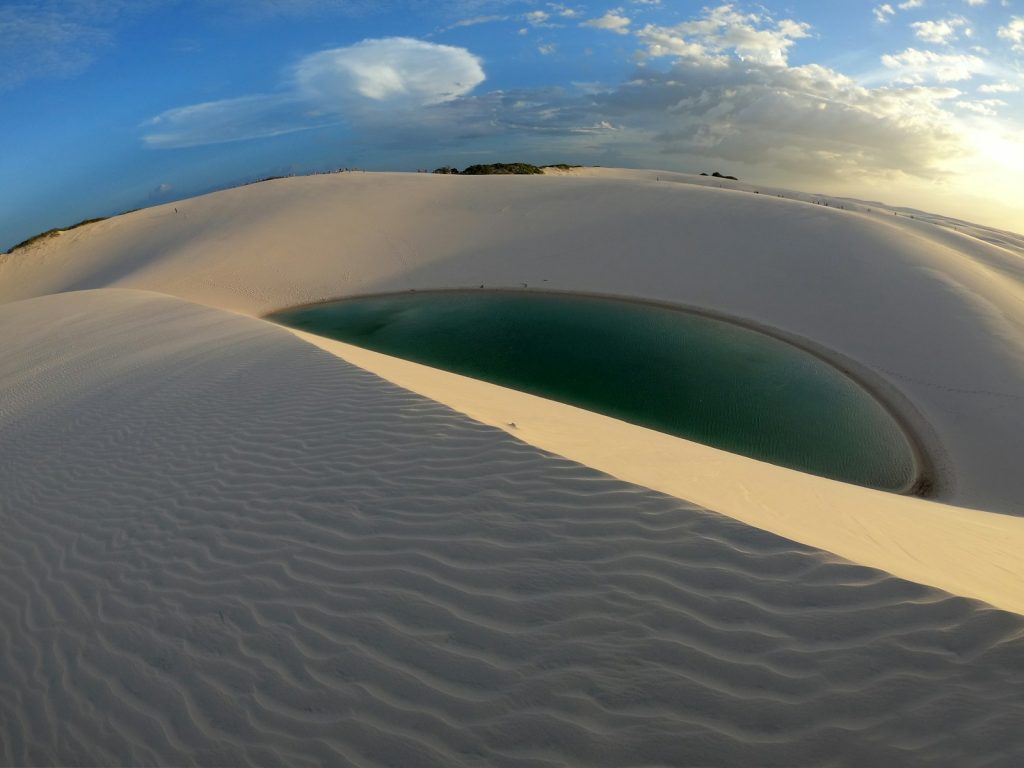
left=3, top=289, right=1024, bottom=767
left=1, top=170, right=1021, bottom=515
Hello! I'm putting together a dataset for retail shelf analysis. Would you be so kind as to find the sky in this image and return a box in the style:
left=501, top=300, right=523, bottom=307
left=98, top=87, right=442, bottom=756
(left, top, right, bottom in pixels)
left=1, top=0, right=1023, bottom=250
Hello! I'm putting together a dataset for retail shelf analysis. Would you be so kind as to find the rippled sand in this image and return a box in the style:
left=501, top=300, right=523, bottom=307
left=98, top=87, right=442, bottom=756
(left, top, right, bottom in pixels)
left=2, top=290, right=1023, bottom=766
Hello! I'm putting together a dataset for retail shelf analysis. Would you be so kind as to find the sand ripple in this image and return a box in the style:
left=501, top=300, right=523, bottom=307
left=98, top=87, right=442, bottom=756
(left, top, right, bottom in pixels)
left=1, top=290, right=1023, bottom=767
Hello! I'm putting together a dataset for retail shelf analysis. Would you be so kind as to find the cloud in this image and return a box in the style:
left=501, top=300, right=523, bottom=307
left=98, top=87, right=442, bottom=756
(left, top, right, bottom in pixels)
left=146, top=182, right=175, bottom=201
left=874, top=5, right=895, bottom=24
left=978, top=80, right=1020, bottom=93
left=423, top=54, right=968, bottom=186
left=577, top=62, right=964, bottom=180
left=638, top=4, right=810, bottom=67
left=912, top=17, right=969, bottom=45
left=0, top=2, right=146, bottom=89
left=294, top=38, right=484, bottom=105
left=582, top=10, right=631, bottom=35
left=444, top=14, right=510, bottom=30
left=997, top=17, right=1024, bottom=52
left=956, top=98, right=1006, bottom=115
left=881, top=48, right=986, bottom=82
left=143, top=38, right=485, bottom=148
left=874, top=0, right=923, bottom=24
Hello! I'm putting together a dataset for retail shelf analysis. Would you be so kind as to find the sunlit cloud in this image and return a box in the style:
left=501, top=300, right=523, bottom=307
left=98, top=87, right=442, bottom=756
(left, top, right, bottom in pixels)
left=912, top=17, right=969, bottom=45
left=637, top=4, right=810, bottom=67
left=142, top=38, right=485, bottom=148
left=978, top=80, right=1020, bottom=93
left=956, top=98, right=1006, bottom=115
left=881, top=48, right=986, bottom=83
left=582, top=10, right=632, bottom=35
left=998, top=17, right=1024, bottom=52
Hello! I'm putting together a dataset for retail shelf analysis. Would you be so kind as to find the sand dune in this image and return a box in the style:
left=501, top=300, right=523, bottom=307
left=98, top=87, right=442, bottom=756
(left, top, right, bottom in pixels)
left=2, top=289, right=1024, bottom=767
left=2, top=169, right=1024, bottom=764
left=1, top=170, right=1021, bottom=512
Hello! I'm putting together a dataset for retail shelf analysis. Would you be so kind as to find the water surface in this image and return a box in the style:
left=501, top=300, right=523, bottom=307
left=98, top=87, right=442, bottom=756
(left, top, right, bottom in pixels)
left=269, top=291, right=918, bottom=491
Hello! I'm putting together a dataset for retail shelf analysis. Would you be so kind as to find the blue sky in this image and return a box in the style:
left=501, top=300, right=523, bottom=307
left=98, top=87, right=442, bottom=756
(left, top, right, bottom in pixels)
left=2, top=0, right=1022, bottom=249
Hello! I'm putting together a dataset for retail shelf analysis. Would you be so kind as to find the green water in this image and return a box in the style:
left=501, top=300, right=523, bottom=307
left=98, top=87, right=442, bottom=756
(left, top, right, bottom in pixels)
left=268, top=291, right=919, bottom=491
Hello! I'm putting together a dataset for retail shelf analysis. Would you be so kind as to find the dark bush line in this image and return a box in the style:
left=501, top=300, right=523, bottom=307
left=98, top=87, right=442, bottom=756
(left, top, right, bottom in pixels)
left=432, top=162, right=581, bottom=175
left=700, top=171, right=739, bottom=180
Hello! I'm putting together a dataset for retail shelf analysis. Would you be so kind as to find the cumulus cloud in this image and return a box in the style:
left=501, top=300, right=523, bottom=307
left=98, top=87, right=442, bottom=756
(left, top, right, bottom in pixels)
left=881, top=47, right=986, bottom=82
left=143, top=38, right=484, bottom=148
left=998, top=17, right=1024, bottom=51
left=912, top=17, right=969, bottom=45
left=426, top=55, right=967, bottom=185
left=582, top=10, right=631, bottom=35
left=637, top=4, right=810, bottom=67
left=423, top=4, right=972, bottom=184
left=579, top=61, right=964, bottom=180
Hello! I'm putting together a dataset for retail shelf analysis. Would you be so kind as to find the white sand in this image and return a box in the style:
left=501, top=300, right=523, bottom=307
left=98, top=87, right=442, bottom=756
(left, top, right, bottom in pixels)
left=1, top=288, right=1023, bottom=766
left=2, top=169, right=1024, bottom=763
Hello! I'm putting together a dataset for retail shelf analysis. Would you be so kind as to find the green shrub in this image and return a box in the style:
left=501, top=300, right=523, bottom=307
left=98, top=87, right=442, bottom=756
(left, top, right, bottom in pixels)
left=460, top=163, right=544, bottom=175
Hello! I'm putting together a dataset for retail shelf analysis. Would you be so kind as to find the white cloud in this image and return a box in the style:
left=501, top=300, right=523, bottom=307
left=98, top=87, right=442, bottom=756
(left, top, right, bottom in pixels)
left=978, top=80, right=1020, bottom=93
left=881, top=47, right=986, bottom=82
left=956, top=98, right=1006, bottom=114
left=582, top=9, right=631, bottom=35
left=638, top=4, right=810, bottom=67
left=912, top=17, right=968, bottom=45
left=294, top=38, right=484, bottom=105
left=143, top=38, right=485, bottom=148
left=964, top=0, right=986, bottom=6
left=444, top=15, right=509, bottom=30
left=142, top=94, right=319, bottom=148
left=874, top=1, right=924, bottom=24
left=874, top=4, right=895, bottom=24
left=997, top=17, right=1024, bottom=51
left=550, top=4, right=581, bottom=18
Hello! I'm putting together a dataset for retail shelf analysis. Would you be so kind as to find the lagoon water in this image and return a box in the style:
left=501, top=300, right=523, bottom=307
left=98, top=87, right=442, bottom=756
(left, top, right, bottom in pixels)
left=269, top=291, right=918, bottom=491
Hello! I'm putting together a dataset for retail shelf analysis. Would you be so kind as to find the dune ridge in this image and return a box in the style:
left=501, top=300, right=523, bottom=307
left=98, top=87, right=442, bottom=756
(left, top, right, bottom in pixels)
left=2, top=289, right=1024, bottom=767
left=1, top=170, right=1021, bottom=514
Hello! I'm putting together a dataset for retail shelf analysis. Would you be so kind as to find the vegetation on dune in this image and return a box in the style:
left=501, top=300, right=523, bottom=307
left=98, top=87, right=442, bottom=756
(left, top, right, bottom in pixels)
left=6, top=217, right=108, bottom=254
left=700, top=171, right=739, bottom=181
left=432, top=162, right=579, bottom=175
left=463, top=163, right=545, bottom=175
